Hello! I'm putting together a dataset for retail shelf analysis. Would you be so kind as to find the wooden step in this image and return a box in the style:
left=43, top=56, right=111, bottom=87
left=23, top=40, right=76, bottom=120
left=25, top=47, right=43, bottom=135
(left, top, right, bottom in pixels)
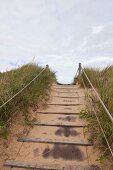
left=54, top=88, right=77, bottom=90
left=5, top=160, right=98, bottom=170
left=48, top=104, right=83, bottom=106
left=31, top=122, right=86, bottom=127
left=53, top=96, right=81, bottom=98
left=17, top=137, right=93, bottom=146
left=36, top=111, right=80, bottom=115
left=54, top=91, right=78, bottom=93
left=43, top=105, right=84, bottom=113
left=26, top=126, right=87, bottom=141
left=32, top=114, right=86, bottom=128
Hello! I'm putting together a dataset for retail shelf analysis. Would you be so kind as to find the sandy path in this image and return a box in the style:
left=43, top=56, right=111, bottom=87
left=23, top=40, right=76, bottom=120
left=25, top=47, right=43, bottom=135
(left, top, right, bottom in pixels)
left=3, top=84, right=98, bottom=170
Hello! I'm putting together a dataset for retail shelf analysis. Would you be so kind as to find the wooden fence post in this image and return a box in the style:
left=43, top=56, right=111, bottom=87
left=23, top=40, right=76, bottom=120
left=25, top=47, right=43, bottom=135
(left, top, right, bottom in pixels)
left=78, top=63, right=82, bottom=76
left=46, top=64, right=50, bottom=73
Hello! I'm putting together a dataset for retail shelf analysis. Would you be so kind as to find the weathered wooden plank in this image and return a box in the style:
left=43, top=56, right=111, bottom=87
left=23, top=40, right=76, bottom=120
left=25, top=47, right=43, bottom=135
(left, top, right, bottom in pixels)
left=54, top=91, right=79, bottom=93
left=53, top=96, right=81, bottom=99
left=54, top=88, right=77, bottom=90
left=5, top=160, right=98, bottom=170
left=48, top=104, right=83, bottom=106
left=5, top=160, right=62, bottom=170
left=17, top=137, right=93, bottom=146
left=36, top=111, right=80, bottom=115
left=31, top=122, right=86, bottom=128
left=55, top=91, right=78, bottom=93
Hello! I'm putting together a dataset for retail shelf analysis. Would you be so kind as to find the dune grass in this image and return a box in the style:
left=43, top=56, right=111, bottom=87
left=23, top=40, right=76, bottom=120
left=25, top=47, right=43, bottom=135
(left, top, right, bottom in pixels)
left=0, top=63, right=56, bottom=135
left=74, top=66, right=113, bottom=158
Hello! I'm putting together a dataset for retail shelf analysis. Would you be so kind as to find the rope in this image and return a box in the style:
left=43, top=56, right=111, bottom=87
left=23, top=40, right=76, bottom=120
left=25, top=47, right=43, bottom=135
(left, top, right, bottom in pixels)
left=0, top=66, right=47, bottom=109
left=82, top=68, right=113, bottom=124
left=81, top=76, right=113, bottom=158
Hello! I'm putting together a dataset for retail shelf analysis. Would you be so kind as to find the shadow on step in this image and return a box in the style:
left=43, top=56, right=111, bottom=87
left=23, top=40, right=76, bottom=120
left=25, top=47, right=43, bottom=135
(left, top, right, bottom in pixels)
left=42, top=144, right=85, bottom=161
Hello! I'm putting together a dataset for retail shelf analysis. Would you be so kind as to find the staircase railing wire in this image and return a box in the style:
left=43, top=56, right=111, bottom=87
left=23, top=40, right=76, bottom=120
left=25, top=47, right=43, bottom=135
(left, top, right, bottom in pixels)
left=82, top=68, right=113, bottom=124
left=80, top=74, right=113, bottom=158
left=78, top=64, right=113, bottom=157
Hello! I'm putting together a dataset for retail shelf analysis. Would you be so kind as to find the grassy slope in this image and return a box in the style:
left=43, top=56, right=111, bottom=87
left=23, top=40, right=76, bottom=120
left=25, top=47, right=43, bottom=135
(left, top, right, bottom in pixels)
left=0, top=63, right=56, bottom=133
left=74, top=66, right=113, bottom=158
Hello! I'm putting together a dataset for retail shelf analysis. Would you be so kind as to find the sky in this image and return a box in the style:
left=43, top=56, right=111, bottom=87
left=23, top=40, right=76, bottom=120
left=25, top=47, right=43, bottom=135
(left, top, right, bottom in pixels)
left=0, top=0, right=113, bottom=83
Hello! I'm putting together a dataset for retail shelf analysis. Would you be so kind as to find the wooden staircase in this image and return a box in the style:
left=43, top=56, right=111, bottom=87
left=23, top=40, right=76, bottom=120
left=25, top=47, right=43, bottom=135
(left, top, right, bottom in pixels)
left=5, top=84, right=99, bottom=170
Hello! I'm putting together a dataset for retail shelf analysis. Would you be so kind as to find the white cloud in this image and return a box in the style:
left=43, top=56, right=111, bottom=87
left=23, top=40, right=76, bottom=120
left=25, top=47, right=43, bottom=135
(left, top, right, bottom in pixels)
left=92, top=25, right=104, bottom=34
left=83, top=56, right=113, bottom=69
left=0, top=0, right=113, bottom=83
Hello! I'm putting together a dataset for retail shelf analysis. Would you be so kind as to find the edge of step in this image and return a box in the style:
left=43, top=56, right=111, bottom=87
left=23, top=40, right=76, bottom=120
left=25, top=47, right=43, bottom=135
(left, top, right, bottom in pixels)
left=31, top=123, right=86, bottom=127
left=17, top=137, right=93, bottom=146
left=5, top=160, right=99, bottom=170
left=36, top=112, right=80, bottom=115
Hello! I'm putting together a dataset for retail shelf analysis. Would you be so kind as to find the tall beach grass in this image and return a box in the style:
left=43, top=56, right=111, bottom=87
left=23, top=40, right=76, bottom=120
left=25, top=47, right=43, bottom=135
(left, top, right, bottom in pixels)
left=74, top=66, right=113, bottom=158
left=0, top=63, right=56, bottom=133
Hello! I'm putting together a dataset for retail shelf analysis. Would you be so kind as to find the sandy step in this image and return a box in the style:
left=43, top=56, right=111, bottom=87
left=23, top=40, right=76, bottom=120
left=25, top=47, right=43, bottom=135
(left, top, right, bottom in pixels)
left=52, top=85, right=78, bottom=88
left=53, top=89, right=80, bottom=92
left=52, top=89, right=85, bottom=93
left=53, top=85, right=78, bottom=87
left=4, top=143, right=88, bottom=166
left=49, top=97, right=85, bottom=106
left=53, top=91, right=81, bottom=94
left=52, top=90, right=85, bottom=93
left=47, top=104, right=83, bottom=106
left=53, top=88, right=79, bottom=91
left=52, top=96, right=83, bottom=99
left=52, top=92, right=80, bottom=96
left=50, top=97, right=82, bottom=103
left=32, top=114, right=86, bottom=127
left=52, top=91, right=85, bottom=98
left=38, top=105, right=85, bottom=113
left=22, top=126, right=87, bottom=141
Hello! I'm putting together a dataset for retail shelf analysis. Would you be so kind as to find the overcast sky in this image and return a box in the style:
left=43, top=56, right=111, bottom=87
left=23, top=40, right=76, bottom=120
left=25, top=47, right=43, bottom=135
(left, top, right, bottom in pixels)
left=0, top=0, right=113, bottom=83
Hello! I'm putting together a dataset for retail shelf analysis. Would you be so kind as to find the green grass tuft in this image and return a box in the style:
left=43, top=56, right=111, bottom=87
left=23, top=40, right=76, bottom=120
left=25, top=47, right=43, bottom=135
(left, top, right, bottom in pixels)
left=75, top=66, right=113, bottom=158
left=0, top=63, right=56, bottom=135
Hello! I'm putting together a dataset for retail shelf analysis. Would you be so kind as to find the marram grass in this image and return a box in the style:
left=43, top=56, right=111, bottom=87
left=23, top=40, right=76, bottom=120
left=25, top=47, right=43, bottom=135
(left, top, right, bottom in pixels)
left=0, top=63, right=56, bottom=133
left=74, top=66, right=113, bottom=158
